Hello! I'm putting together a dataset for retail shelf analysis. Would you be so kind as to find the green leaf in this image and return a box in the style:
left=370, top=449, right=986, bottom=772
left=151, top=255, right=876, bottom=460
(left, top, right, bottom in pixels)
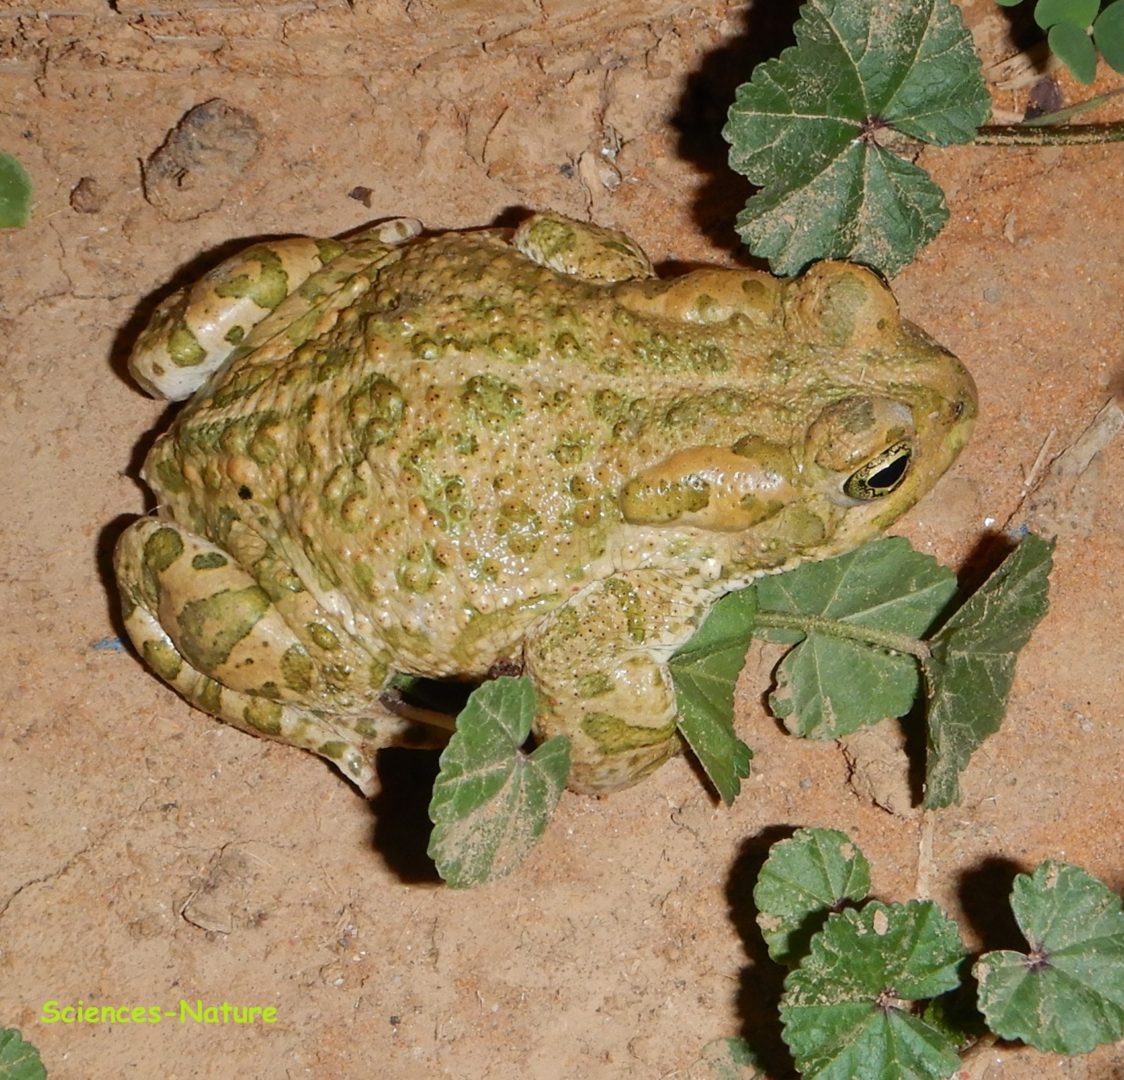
left=920, top=987, right=989, bottom=1052
left=1048, top=21, right=1099, bottom=81
left=780, top=900, right=966, bottom=1080
left=922, top=533, right=1054, bottom=808
left=769, top=633, right=920, bottom=739
left=732, top=147, right=950, bottom=280
left=1034, top=0, right=1099, bottom=29
left=0, top=154, right=33, bottom=229
left=690, top=1038, right=767, bottom=1080
left=670, top=588, right=756, bottom=805
left=1094, top=0, right=1124, bottom=71
left=427, top=676, right=570, bottom=887
left=994, top=0, right=1024, bottom=5
left=754, top=828, right=872, bottom=966
left=722, top=0, right=990, bottom=275
left=0, top=1029, right=46, bottom=1080
left=974, top=861, right=1124, bottom=1054
left=756, top=538, right=956, bottom=738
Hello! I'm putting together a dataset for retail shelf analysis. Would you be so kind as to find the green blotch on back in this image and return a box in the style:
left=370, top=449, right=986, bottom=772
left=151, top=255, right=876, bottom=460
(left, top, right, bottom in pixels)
left=487, top=330, right=538, bottom=363
left=152, top=457, right=189, bottom=496
left=662, top=391, right=752, bottom=430
left=536, top=604, right=580, bottom=654
left=496, top=498, right=542, bottom=557
left=346, top=374, right=405, bottom=454
left=522, top=217, right=576, bottom=259
left=382, top=624, right=432, bottom=656
left=353, top=560, right=378, bottom=599
left=176, top=586, right=271, bottom=672
left=397, top=445, right=469, bottom=534
left=143, top=638, right=183, bottom=682
left=243, top=697, right=282, bottom=736
left=811, top=271, right=871, bottom=346
left=252, top=554, right=305, bottom=600
left=604, top=578, right=646, bottom=643
left=306, top=622, right=341, bottom=651
left=213, top=246, right=291, bottom=311
left=191, top=552, right=229, bottom=570
left=144, top=526, right=185, bottom=573
left=396, top=544, right=442, bottom=594
left=460, top=373, right=523, bottom=430
left=281, top=645, right=314, bottom=692
left=552, top=433, right=588, bottom=465
left=285, top=309, right=322, bottom=345
left=581, top=712, right=677, bottom=754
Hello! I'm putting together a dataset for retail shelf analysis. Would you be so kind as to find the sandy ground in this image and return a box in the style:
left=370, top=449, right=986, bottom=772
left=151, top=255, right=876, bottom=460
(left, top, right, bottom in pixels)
left=1, top=1, right=1122, bottom=1077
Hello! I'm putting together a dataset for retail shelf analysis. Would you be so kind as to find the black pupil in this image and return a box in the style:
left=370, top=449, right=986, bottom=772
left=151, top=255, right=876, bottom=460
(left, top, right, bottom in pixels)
left=868, top=452, right=909, bottom=490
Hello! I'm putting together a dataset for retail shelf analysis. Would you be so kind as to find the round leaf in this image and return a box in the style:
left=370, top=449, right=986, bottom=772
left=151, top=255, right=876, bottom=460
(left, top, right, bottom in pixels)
left=756, top=538, right=956, bottom=739
left=1048, top=21, right=1099, bottom=82
left=1093, top=0, right=1124, bottom=71
left=781, top=901, right=966, bottom=1080
left=755, top=538, right=957, bottom=640
left=427, top=676, right=570, bottom=887
left=0, top=1029, right=46, bottom=1080
left=1034, top=0, right=1100, bottom=28
left=769, top=635, right=921, bottom=739
left=974, top=861, right=1124, bottom=1054
left=731, top=142, right=951, bottom=280
left=754, top=828, right=872, bottom=966
left=722, top=0, right=989, bottom=275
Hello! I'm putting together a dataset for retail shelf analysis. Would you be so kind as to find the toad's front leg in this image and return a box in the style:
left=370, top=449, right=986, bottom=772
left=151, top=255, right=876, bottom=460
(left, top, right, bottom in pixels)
left=523, top=571, right=711, bottom=794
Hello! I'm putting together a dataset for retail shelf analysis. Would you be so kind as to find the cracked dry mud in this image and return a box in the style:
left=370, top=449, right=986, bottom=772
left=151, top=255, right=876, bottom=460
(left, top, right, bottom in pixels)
left=2, top=2, right=1122, bottom=1077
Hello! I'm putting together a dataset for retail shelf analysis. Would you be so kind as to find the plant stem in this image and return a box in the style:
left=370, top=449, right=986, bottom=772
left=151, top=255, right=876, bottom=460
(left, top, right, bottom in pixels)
left=974, top=122, right=1124, bottom=145
left=1016, top=87, right=1124, bottom=126
left=379, top=689, right=459, bottom=732
left=754, top=610, right=931, bottom=660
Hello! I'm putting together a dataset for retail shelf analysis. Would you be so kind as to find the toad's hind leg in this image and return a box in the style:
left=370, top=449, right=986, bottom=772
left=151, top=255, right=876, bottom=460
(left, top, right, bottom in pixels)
left=114, top=517, right=442, bottom=796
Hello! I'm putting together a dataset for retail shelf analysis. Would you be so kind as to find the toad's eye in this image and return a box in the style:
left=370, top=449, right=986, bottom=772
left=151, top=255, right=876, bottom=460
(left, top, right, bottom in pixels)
left=843, top=440, right=912, bottom=500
